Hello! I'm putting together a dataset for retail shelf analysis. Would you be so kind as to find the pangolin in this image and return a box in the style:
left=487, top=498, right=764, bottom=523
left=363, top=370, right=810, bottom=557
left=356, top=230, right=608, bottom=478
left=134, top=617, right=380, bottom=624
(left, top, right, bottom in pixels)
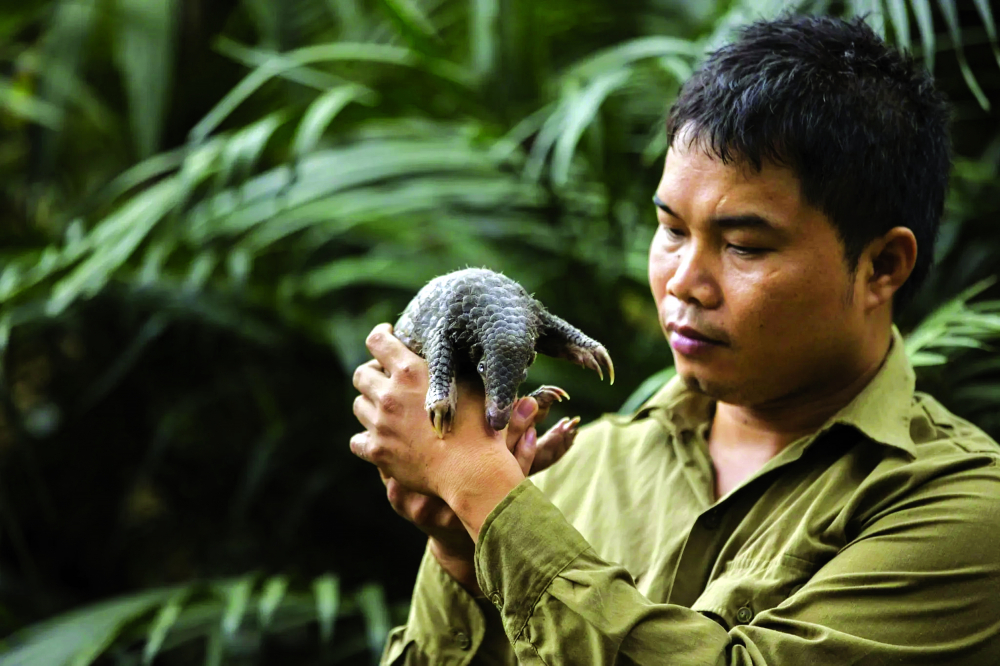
left=393, top=268, right=614, bottom=437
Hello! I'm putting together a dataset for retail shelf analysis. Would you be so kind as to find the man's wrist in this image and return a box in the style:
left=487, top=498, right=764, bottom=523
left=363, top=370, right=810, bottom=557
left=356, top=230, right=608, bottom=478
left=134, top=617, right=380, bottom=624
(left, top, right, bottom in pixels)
left=443, top=447, right=525, bottom=543
left=428, top=537, right=481, bottom=595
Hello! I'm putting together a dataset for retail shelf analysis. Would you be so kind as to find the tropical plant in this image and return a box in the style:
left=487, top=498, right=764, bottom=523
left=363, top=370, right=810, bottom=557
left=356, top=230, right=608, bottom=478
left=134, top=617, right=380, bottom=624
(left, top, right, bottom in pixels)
left=0, top=0, right=997, bottom=664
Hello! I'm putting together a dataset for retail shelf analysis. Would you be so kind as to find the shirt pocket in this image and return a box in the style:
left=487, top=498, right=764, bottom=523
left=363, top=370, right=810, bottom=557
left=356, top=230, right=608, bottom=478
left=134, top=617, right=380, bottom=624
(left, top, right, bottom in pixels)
left=690, top=553, right=818, bottom=629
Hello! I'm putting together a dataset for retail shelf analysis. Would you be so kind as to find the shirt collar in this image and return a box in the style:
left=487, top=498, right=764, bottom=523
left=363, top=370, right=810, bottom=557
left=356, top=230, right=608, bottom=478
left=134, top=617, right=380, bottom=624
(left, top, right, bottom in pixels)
left=633, top=326, right=917, bottom=457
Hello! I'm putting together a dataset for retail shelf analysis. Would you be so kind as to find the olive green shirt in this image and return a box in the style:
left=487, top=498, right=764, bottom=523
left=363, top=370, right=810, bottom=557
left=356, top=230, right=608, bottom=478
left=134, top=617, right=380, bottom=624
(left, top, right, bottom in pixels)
left=382, top=330, right=1000, bottom=664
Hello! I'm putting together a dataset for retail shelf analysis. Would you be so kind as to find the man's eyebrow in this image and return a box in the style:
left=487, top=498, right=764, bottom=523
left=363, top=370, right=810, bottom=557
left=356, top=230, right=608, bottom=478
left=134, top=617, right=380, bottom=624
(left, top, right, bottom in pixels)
left=653, top=194, right=779, bottom=231
left=652, top=194, right=678, bottom=218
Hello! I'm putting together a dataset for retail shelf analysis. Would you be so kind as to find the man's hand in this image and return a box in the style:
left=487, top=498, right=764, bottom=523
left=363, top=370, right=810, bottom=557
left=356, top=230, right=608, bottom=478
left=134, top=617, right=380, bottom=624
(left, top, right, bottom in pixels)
left=351, top=324, right=518, bottom=500
left=351, top=323, right=583, bottom=547
left=375, top=397, right=581, bottom=594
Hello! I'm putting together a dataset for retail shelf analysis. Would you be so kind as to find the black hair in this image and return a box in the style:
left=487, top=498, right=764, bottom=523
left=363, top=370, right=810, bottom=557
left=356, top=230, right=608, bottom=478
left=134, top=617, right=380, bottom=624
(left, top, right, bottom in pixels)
left=666, top=15, right=952, bottom=308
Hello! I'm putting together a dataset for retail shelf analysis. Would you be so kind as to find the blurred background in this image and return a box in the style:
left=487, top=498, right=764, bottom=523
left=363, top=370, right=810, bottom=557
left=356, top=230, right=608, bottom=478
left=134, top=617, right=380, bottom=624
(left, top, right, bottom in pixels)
left=0, top=0, right=998, bottom=663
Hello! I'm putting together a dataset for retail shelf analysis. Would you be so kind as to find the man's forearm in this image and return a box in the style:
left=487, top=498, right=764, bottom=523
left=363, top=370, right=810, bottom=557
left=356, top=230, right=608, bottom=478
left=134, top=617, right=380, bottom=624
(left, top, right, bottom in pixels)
left=429, top=537, right=481, bottom=596
left=381, top=543, right=516, bottom=666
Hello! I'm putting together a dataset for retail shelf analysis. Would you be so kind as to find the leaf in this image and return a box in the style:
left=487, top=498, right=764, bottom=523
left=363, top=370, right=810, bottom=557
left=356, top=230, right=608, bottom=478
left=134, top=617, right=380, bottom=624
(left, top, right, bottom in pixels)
left=971, top=0, right=1000, bottom=70
left=203, top=631, right=224, bottom=666
left=851, top=0, right=886, bottom=36
left=937, top=0, right=990, bottom=110
left=47, top=178, right=183, bottom=316
left=257, top=576, right=289, bottom=629
left=114, top=0, right=177, bottom=157
left=0, top=588, right=174, bottom=666
left=214, top=36, right=348, bottom=90
left=143, top=591, right=186, bottom=664
left=909, top=351, right=948, bottom=367
left=37, top=0, right=99, bottom=124
left=0, top=77, right=62, bottom=127
left=470, top=0, right=500, bottom=81
left=356, top=583, right=390, bottom=659
left=884, top=0, right=911, bottom=48
left=565, top=36, right=699, bottom=83
left=312, top=574, right=340, bottom=644
left=551, top=69, right=631, bottom=187
left=377, top=0, right=442, bottom=53
left=297, top=254, right=437, bottom=296
left=191, top=43, right=474, bottom=144
left=220, top=576, right=254, bottom=638
left=905, top=278, right=1000, bottom=366
left=910, top=0, right=935, bottom=72
left=292, top=85, right=377, bottom=159
left=323, top=0, right=368, bottom=38
left=216, top=111, right=289, bottom=189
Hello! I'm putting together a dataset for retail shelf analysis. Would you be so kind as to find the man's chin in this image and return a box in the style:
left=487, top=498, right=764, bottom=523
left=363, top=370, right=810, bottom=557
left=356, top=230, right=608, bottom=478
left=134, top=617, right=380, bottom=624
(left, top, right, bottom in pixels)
left=679, top=371, right=713, bottom=396
left=678, top=369, right=736, bottom=402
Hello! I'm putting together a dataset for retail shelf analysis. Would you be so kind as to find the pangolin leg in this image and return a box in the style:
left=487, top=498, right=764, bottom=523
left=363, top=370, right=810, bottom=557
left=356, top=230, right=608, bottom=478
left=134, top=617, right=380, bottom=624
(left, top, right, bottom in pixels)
left=526, top=385, right=570, bottom=423
left=535, top=311, right=615, bottom=385
left=424, top=330, right=458, bottom=438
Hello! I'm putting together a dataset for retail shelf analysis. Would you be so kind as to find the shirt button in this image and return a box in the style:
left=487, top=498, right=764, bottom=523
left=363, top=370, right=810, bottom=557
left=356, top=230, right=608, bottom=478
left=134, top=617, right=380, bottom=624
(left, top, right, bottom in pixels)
left=453, top=630, right=471, bottom=650
left=490, top=592, right=503, bottom=610
left=736, top=606, right=754, bottom=624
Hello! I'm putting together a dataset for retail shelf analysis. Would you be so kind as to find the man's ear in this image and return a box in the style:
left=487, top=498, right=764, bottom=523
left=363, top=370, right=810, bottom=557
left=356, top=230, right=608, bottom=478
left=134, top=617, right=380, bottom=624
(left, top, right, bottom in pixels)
left=861, top=227, right=918, bottom=310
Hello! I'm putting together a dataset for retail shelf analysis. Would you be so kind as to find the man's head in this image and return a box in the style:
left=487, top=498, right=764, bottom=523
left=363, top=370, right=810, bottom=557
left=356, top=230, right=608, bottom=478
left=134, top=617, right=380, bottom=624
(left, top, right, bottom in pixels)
left=650, top=16, right=951, bottom=407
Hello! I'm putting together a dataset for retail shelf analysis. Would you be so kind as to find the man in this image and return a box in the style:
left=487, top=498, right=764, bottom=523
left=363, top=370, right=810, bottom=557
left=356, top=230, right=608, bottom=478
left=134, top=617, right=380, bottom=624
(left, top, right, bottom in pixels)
left=351, top=15, right=1000, bottom=664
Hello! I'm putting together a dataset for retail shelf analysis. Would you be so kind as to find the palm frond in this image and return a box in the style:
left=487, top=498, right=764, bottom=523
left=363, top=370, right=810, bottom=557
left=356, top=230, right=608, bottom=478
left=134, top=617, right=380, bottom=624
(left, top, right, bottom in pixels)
left=0, top=574, right=388, bottom=665
left=904, top=277, right=1000, bottom=367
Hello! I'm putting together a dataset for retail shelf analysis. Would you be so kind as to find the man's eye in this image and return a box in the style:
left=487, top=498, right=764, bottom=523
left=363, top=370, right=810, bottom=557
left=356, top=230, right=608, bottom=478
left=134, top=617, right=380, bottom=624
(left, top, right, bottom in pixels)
left=663, top=226, right=686, bottom=240
left=728, top=244, right=768, bottom=257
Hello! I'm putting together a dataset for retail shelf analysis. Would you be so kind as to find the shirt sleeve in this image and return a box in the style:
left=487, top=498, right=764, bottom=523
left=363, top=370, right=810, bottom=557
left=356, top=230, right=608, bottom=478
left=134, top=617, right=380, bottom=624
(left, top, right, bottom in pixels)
left=474, top=469, right=1000, bottom=665
left=381, top=543, right=516, bottom=665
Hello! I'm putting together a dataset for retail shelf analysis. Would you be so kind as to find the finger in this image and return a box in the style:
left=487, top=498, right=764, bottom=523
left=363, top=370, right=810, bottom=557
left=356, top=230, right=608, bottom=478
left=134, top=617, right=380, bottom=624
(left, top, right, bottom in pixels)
left=505, top=397, right=538, bottom=453
left=366, top=324, right=422, bottom=377
left=350, top=431, right=377, bottom=465
left=352, top=394, right=379, bottom=432
left=512, top=427, right=537, bottom=476
left=353, top=359, right=390, bottom=398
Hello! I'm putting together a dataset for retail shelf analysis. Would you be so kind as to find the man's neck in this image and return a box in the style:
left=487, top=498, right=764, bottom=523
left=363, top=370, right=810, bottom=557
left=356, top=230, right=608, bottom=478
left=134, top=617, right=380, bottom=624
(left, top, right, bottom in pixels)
left=707, top=329, right=893, bottom=497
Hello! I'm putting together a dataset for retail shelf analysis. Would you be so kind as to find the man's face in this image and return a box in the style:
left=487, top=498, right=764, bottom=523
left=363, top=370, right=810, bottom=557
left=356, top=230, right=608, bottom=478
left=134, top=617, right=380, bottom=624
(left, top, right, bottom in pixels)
left=649, top=137, right=870, bottom=407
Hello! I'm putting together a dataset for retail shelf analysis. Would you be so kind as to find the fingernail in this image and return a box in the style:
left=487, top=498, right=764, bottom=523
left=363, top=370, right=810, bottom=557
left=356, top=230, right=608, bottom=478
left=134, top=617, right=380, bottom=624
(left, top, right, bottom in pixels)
left=525, top=428, right=537, bottom=447
left=516, top=398, right=536, bottom=419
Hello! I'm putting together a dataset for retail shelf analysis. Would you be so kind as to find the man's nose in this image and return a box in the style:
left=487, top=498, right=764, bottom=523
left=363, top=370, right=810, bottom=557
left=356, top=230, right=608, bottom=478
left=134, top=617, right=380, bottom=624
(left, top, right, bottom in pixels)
left=666, top=243, right=721, bottom=308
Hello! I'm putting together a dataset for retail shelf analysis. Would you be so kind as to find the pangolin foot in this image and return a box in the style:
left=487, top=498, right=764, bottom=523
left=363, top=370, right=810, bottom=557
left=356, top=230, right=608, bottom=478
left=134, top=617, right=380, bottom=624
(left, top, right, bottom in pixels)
left=524, top=385, right=569, bottom=424
left=527, top=385, right=571, bottom=410
left=569, top=344, right=615, bottom=385
left=426, top=399, right=455, bottom=439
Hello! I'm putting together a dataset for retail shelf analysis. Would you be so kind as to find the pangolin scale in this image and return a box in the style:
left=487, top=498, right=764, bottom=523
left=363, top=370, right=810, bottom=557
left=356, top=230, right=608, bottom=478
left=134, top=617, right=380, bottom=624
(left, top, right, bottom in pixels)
left=394, top=268, right=614, bottom=436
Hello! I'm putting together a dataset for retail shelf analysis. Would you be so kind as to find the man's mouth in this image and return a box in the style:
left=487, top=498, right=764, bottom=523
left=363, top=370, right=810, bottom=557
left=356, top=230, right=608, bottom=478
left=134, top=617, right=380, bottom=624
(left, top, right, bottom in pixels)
left=668, top=323, right=724, bottom=343
left=666, top=323, right=726, bottom=355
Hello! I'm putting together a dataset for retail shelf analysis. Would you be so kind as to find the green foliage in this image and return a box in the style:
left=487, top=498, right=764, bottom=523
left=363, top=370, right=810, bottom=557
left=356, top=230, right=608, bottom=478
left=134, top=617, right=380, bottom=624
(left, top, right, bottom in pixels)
left=0, top=574, right=390, bottom=666
left=0, top=0, right=997, bottom=663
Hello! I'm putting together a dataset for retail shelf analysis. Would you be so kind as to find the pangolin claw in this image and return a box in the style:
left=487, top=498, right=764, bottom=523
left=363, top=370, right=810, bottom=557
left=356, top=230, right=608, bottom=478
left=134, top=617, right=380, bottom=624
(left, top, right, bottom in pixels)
left=428, top=403, right=454, bottom=439
left=577, top=345, right=615, bottom=385
left=527, top=385, right=571, bottom=412
left=596, top=345, right=615, bottom=385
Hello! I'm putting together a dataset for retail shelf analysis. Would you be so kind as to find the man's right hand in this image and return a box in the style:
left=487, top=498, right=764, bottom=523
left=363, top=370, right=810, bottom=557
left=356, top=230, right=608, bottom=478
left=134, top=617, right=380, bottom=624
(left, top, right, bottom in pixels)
left=380, top=396, right=581, bottom=595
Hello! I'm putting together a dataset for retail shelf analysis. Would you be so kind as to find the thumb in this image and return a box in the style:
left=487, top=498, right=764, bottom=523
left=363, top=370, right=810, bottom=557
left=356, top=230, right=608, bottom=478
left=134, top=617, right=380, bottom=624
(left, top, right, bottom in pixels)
left=505, top=397, right=538, bottom=452
left=513, top=427, right=537, bottom=476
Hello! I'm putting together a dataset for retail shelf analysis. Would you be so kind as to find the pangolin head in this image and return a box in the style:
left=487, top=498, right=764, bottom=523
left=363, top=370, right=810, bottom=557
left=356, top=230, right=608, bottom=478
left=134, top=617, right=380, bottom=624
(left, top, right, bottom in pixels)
left=477, top=340, right=535, bottom=431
